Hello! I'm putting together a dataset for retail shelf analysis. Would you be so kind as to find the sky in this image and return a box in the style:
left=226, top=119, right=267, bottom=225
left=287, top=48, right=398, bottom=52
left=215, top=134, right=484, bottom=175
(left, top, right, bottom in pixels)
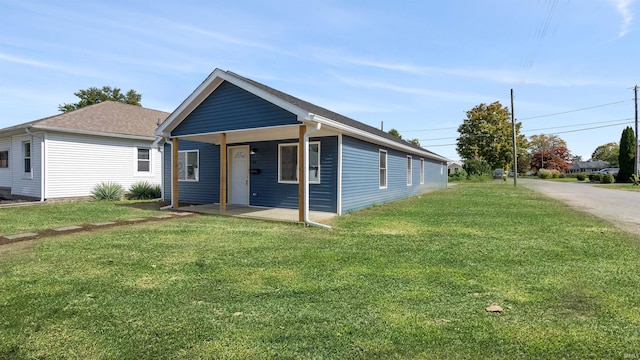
left=1, top=0, right=638, bottom=162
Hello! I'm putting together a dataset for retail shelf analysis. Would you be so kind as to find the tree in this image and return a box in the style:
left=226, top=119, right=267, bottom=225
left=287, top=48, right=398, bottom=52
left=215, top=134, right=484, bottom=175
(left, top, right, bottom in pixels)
left=59, top=86, right=142, bottom=113
left=527, top=134, right=571, bottom=172
left=407, top=138, right=420, bottom=146
left=388, top=128, right=402, bottom=139
left=618, top=127, right=635, bottom=182
left=456, top=101, right=527, bottom=170
left=528, top=134, right=567, bottom=153
left=530, top=146, right=572, bottom=172
left=591, top=142, right=619, bottom=166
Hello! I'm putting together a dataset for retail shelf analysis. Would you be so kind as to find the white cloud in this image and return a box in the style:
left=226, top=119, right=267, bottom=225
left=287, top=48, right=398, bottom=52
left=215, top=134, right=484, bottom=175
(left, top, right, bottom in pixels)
left=613, top=0, right=634, bottom=37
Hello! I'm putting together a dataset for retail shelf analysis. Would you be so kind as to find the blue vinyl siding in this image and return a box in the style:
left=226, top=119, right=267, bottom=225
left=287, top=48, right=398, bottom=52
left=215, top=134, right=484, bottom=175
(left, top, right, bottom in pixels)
left=172, top=81, right=299, bottom=136
left=248, top=136, right=337, bottom=212
left=341, top=135, right=446, bottom=213
left=162, top=140, right=219, bottom=205
left=165, top=137, right=338, bottom=212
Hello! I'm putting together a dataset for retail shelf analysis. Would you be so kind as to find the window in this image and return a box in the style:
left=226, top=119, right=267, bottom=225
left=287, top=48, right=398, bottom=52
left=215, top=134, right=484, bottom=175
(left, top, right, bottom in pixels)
left=279, top=144, right=297, bottom=183
left=23, top=142, right=31, bottom=173
left=278, top=143, right=320, bottom=184
left=407, top=156, right=412, bottom=186
left=420, top=158, right=425, bottom=184
left=178, top=150, right=199, bottom=181
left=379, top=150, right=387, bottom=189
left=137, top=148, right=150, bottom=172
left=0, top=151, right=7, bottom=168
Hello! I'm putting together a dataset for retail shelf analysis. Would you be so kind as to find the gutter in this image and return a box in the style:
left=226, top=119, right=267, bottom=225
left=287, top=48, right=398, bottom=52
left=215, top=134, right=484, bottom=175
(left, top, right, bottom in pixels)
left=303, top=119, right=331, bottom=230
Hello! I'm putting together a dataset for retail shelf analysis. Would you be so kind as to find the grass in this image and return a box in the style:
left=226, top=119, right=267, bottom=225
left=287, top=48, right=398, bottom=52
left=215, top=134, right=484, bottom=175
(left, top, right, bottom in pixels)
left=595, top=183, right=640, bottom=192
left=0, top=200, right=165, bottom=235
left=1, top=183, right=639, bottom=359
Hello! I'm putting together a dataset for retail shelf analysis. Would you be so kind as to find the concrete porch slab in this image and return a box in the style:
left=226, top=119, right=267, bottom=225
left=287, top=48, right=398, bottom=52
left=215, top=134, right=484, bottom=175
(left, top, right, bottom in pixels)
left=175, top=204, right=336, bottom=225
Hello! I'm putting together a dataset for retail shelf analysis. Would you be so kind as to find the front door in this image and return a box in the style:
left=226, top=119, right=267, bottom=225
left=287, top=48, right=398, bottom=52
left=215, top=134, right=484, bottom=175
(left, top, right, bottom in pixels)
left=229, top=146, right=249, bottom=205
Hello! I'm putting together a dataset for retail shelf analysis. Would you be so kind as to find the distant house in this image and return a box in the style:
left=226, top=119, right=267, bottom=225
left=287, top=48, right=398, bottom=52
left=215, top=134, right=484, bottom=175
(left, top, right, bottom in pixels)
left=0, top=101, right=169, bottom=201
left=448, top=161, right=463, bottom=175
left=568, top=160, right=610, bottom=174
left=155, top=69, right=449, bottom=224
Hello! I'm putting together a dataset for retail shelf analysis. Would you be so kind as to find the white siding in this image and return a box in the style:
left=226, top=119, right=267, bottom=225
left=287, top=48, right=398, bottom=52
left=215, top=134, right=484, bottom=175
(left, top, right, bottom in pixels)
left=11, top=133, right=42, bottom=198
left=0, top=137, right=11, bottom=188
left=45, top=132, right=161, bottom=199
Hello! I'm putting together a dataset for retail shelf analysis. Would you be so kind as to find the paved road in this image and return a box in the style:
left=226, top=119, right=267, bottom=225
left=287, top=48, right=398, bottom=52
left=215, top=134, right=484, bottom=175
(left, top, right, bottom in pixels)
left=518, top=178, right=640, bottom=236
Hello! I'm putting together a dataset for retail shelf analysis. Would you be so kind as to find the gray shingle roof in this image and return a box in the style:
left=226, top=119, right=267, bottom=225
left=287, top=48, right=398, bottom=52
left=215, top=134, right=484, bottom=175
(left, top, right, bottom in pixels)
left=225, top=71, right=446, bottom=160
left=2, top=101, right=169, bottom=138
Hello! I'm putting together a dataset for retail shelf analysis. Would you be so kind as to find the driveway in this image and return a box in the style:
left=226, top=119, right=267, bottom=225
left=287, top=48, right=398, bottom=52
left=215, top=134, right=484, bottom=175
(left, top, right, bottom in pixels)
left=518, top=178, right=640, bottom=236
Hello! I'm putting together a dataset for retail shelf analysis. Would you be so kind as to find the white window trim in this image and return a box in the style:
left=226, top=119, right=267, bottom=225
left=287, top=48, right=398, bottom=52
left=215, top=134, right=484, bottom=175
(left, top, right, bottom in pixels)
left=379, top=149, right=387, bottom=189
left=278, top=142, right=321, bottom=184
left=420, top=158, right=425, bottom=184
left=23, top=141, right=32, bottom=179
left=178, top=149, right=199, bottom=182
left=0, top=149, right=8, bottom=169
left=407, top=155, right=412, bottom=186
left=135, top=147, right=152, bottom=176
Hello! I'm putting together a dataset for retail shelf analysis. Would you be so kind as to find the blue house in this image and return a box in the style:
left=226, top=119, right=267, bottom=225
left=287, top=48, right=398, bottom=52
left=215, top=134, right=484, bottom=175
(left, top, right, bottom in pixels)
left=155, top=69, right=449, bottom=226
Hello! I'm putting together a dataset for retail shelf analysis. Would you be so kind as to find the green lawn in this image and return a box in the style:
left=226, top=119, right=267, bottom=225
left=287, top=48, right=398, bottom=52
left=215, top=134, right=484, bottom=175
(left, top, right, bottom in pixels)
left=0, top=200, right=165, bottom=235
left=595, top=183, right=640, bottom=192
left=1, top=183, right=639, bottom=359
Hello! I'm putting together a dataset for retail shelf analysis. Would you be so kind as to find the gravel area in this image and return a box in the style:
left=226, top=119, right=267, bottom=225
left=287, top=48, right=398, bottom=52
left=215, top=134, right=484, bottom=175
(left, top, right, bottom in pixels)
left=518, top=178, right=640, bottom=236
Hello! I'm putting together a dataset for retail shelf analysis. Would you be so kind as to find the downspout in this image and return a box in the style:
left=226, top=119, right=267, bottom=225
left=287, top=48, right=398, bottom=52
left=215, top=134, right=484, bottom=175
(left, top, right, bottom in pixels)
left=160, top=137, right=173, bottom=210
left=304, top=120, right=332, bottom=229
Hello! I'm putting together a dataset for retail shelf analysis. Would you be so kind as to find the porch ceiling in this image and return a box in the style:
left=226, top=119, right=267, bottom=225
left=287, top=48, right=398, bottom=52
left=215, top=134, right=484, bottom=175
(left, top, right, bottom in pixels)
left=175, top=124, right=339, bottom=144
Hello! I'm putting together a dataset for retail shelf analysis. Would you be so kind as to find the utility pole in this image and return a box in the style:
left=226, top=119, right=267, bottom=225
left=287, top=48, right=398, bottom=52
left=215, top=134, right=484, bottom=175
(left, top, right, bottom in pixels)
left=511, top=89, right=517, bottom=187
left=635, top=85, right=638, bottom=178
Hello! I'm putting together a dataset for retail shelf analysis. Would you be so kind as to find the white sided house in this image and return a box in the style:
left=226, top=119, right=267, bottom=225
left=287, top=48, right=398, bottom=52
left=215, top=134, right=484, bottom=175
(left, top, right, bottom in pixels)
left=0, top=101, right=169, bottom=201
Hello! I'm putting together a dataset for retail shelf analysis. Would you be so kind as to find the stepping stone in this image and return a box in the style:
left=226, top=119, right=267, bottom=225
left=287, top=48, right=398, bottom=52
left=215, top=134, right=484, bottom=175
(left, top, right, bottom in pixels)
left=173, top=212, right=194, bottom=216
left=154, top=215, right=173, bottom=219
left=53, top=225, right=83, bottom=232
left=486, top=305, right=503, bottom=313
left=91, top=222, right=117, bottom=226
left=125, top=218, right=145, bottom=222
left=4, top=232, right=38, bottom=240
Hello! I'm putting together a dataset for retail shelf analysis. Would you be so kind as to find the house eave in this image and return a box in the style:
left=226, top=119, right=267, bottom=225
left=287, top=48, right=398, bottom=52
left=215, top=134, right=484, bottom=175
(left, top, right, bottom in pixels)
left=31, top=125, right=155, bottom=141
left=307, top=114, right=450, bottom=162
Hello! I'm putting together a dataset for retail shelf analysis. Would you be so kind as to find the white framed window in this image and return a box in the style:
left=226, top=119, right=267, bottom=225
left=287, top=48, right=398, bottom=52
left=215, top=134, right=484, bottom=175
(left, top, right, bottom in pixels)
left=0, top=150, right=8, bottom=168
left=278, top=142, right=320, bottom=184
left=178, top=150, right=199, bottom=181
left=137, top=148, right=151, bottom=173
left=23, top=141, right=31, bottom=174
left=379, top=150, right=387, bottom=189
left=420, top=158, right=425, bottom=184
left=407, top=155, right=412, bottom=186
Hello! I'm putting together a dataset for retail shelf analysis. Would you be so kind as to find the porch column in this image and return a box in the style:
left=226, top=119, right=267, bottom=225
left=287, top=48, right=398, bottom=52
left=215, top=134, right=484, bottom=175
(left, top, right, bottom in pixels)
left=220, top=132, right=227, bottom=214
left=298, top=125, right=305, bottom=222
left=171, top=138, right=179, bottom=209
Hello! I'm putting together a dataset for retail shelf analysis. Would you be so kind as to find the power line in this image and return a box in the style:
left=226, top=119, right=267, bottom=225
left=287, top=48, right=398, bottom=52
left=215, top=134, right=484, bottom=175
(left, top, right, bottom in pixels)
left=523, top=118, right=633, bottom=132
left=420, top=120, right=634, bottom=146
left=519, top=99, right=631, bottom=120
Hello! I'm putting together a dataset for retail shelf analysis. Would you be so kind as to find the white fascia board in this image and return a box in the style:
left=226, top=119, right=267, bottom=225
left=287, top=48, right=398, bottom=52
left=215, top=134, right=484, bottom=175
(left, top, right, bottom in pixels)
left=155, top=69, right=310, bottom=137
left=32, top=125, right=155, bottom=141
left=309, top=114, right=450, bottom=162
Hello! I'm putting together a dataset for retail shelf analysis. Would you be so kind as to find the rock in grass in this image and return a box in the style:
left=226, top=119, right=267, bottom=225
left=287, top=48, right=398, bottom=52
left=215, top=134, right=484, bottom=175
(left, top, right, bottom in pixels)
left=486, top=305, right=503, bottom=313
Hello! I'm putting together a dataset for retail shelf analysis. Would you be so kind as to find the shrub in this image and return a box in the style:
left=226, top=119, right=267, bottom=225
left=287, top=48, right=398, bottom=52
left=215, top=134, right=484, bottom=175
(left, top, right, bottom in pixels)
left=558, top=173, right=566, bottom=178
left=128, top=181, right=162, bottom=200
left=538, top=169, right=559, bottom=179
left=576, top=173, right=587, bottom=181
left=449, top=169, right=468, bottom=182
left=601, top=174, right=614, bottom=183
left=463, top=159, right=491, bottom=178
left=91, top=181, right=125, bottom=201
left=590, top=173, right=603, bottom=182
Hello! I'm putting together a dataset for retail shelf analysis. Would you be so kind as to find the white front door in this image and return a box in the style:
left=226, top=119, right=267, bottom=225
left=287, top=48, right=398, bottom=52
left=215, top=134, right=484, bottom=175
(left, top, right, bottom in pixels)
left=229, top=146, right=249, bottom=205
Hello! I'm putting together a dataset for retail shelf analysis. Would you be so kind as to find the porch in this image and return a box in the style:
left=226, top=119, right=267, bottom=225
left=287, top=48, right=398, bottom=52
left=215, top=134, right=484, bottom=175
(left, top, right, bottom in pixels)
left=176, top=204, right=336, bottom=225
